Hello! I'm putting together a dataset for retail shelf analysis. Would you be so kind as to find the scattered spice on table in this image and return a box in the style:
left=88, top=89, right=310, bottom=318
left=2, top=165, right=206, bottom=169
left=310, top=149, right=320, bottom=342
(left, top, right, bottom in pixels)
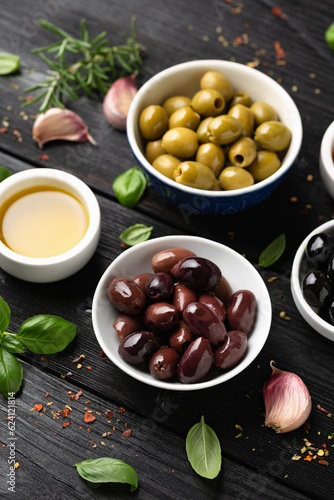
left=33, top=404, right=43, bottom=412
left=84, top=412, right=96, bottom=424
left=122, top=429, right=132, bottom=437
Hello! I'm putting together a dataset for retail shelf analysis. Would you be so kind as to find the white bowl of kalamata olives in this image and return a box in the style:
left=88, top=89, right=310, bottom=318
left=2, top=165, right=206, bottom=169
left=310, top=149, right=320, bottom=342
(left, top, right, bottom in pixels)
left=319, top=121, right=334, bottom=199
left=92, top=235, right=272, bottom=390
left=291, top=220, right=334, bottom=341
left=127, top=59, right=303, bottom=215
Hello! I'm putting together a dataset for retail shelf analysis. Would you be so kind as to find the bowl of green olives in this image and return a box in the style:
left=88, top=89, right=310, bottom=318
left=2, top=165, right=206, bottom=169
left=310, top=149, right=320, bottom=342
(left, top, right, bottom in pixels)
left=291, top=220, right=334, bottom=342
left=92, top=235, right=272, bottom=390
left=319, top=121, right=334, bottom=199
left=127, top=60, right=303, bottom=215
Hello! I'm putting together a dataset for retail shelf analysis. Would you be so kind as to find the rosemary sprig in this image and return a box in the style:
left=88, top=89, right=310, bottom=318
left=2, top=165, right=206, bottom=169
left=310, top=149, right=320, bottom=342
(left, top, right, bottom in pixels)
left=23, top=17, right=144, bottom=112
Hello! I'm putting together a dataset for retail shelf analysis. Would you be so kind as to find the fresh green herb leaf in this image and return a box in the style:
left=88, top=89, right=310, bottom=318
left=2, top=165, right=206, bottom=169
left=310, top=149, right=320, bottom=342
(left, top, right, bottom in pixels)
left=2, top=335, right=24, bottom=354
left=0, top=346, right=23, bottom=398
left=0, top=167, right=12, bottom=182
left=74, top=457, right=138, bottom=491
left=186, top=415, right=222, bottom=479
left=0, top=297, right=11, bottom=334
left=325, top=23, right=334, bottom=51
left=0, top=52, right=20, bottom=75
left=119, top=224, right=153, bottom=247
left=258, top=233, right=286, bottom=267
left=17, top=315, right=76, bottom=354
left=113, top=167, right=147, bottom=208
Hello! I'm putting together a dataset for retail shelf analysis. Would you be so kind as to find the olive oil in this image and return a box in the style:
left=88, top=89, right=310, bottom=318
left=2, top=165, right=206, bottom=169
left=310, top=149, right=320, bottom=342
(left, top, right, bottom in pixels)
left=0, top=186, right=89, bottom=258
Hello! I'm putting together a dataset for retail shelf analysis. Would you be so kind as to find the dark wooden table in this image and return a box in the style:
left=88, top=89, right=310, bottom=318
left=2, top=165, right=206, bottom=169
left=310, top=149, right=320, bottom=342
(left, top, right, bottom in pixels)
left=1, top=1, right=334, bottom=498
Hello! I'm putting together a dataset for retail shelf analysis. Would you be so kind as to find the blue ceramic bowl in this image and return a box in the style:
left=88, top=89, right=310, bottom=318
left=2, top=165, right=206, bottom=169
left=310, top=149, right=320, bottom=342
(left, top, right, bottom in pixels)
left=127, top=60, right=303, bottom=215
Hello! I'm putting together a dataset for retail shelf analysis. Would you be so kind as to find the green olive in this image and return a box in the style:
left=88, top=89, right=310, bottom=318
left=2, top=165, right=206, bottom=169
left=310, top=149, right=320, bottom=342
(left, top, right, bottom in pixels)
left=228, top=104, right=255, bottom=136
left=162, top=127, right=198, bottom=158
left=169, top=106, right=201, bottom=130
left=230, top=91, right=252, bottom=107
left=228, top=137, right=257, bottom=167
left=191, top=89, right=225, bottom=117
left=254, top=121, right=291, bottom=151
left=200, top=71, right=234, bottom=101
left=250, top=101, right=279, bottom=125
left=196, top=143, right=225, bottom=176
left=208, top=115, right=242, bottom=145
left=139, top=105, right=168, bottom=140
left=219, top=166, right=254, bottom=190
left=162, top=96, right=192, bottom=117
left=196, top=117, right=214, bottom=143
left=248, top=150, right=281, bottom=181
left=145, top=139, right=166, bottom=163
left=152, top=154, right=181, bottom=180
left=174, top=161, right=221, bottom=190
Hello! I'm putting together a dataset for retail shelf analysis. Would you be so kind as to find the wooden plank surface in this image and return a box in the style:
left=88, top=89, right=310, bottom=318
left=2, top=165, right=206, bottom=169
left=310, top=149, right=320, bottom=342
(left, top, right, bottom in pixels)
left=1, top=0, right=334, bottom=498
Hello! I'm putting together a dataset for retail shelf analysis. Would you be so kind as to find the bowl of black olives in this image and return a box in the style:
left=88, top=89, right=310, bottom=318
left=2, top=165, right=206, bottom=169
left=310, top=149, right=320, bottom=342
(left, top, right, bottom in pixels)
left=291, top=220, right=334, bottom=341
left=92, top=235, right=272, bottom=390
left=127, top=59, right=303, bottom=215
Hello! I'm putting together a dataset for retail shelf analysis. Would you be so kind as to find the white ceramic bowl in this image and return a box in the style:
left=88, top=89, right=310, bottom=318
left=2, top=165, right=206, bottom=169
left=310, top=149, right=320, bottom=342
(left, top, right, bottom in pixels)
left=127, top=59, right=303, bottom=215
left=92, top=235, right=272, bottom=391
left=291, top=220, right=334, bottom=341
left=0, top=168, right=101, bottom=283
left=319, top=121, right=334, bottom=199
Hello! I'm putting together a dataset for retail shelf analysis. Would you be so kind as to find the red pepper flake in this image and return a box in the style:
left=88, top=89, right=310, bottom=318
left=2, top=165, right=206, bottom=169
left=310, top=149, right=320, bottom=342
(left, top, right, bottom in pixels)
left=84, top=412, right=96, bottom=424
left=120, top=242, right=129, bottom=249
left=322, top=444, right=327, bottom=448
left=62, top=408, right=71, bottom=418
left=40, top=355, right=47, bottom=361
left=316, top=404, right=328, bottom=415
left=38, top=154, right=50, bottom=161
left=1, top=442, right=6, bottom=447
left=69, top=390, right=83, bottom=401
left=105, top=410, right=113, bottom=419
left=34, top=422, right=38, bottom=426
left=62, top=420, right=71, bottom=428
left=273, top=41, right=286, bottom=64
left=25, top=95, right=34, bottom=102
left=234, top=35, right=243, bottom=45
left=122, top=429, right=132, bottom=437
left=304, top=455, right=313, bottom=461
left=318, top=459, right=329, bottom=466
left=86, top=366, right=92, bottom=370
left=100, top=350, right=108, bottom=360
left=271, top=6, right=287, bottom=20
left=34, top=404, right=43, bottom=412
left=119, top=407, right=125, bottom=414
left=303, top=422, right=311, bottom=432
left=0, top=127, right=8, bottom=134
left=45, top=393, right=50, bottom=398
left=90, top=438, right=95, bottom=447
left=86, top=400, right=91, bottom=405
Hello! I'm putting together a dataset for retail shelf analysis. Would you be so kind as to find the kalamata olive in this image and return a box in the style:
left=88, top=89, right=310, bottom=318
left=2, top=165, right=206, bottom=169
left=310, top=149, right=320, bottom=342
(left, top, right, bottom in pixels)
left=151, top=248, right=196, bottom=273
left=227, top=289, right=256, bottom=335
left=118, top=331, right=161, bottom=365
left=145, top=272, right=174, bottom=302
left=177, top=337, right=214, bottom=384
left=183, top=302, right=226, bottom=345
left=144, top=302, right=179, bottom=333
left=214, top=330, right=247, bottom=370
left=214, top=274, right=233, bottom=304
left=133, top=273, right=153, bottom=293
left=171, top=256, right=221, bottom=292
left=306, top=233, right=333, bottom=269
left=302, top=270, right=331, bottom=308
left=107, top=276, right=146, bottom=316
left=149, top=346, right=181, bottom=380
left=113, top=313, right=144, bottom=341
left=199, top=294, right=226, bottom=322
left=169, top=320, right=195, bottom=353
left=173, top=283, right=197, bottom=312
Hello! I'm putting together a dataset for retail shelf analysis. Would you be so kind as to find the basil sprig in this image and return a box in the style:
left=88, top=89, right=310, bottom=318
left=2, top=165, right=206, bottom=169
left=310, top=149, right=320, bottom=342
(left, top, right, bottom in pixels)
left=258, top=233, right=286, bottom=268
left=113, top=167, right=147, bottom=208
left=119, top=223, right=153, bottom=246
left=0, top=52, right=20, bottom=75
left=186, top=415, right=222, bottom=479
left=74, top=457, right=138, bottom=492
left=0, top=297, right=76, bottom=398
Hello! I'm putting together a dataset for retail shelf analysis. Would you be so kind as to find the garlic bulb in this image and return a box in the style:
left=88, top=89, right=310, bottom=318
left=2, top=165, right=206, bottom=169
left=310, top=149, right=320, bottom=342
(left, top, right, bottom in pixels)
left=103, top=73, right=137, bottom=130
left=32, top=108, right=96, bottom=148
left=263, top=360, right=311, bottom=433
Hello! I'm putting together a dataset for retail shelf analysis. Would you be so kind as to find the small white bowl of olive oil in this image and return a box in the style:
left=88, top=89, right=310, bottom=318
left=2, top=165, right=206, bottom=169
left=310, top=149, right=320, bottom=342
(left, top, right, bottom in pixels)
left=0, top=168, right=101, bottom=283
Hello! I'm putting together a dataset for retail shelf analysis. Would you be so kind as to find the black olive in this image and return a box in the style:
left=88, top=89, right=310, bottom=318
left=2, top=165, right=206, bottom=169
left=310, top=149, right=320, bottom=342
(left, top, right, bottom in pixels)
left=306, top=233, right=333, bottom=270
left=302, top=270, right=331, bottom=308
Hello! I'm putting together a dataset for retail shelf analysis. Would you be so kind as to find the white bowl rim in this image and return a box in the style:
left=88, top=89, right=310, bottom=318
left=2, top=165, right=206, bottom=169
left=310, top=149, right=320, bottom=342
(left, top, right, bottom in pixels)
left=0, top=168, right=100, bottom=267
left=320, top=120, right=334, bottom=181
left=92, top=234, right=272, bottom=391
left=127, top=59, right=303, bottom=198
left=291, top=220, right=334, bottom=341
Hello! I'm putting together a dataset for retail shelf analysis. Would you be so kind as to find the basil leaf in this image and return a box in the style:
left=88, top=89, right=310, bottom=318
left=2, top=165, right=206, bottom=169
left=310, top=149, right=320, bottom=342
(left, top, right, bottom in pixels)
left=0, top=346, right=23, bottom=398
left=0, top=166, right=12, bottom=182
left=119, top=224, right=153, bottom=247
left=0, top=52, right=20, bottom=75
left=258, top=233, right=286, bottom=267
left=325, top=23, right=334, bottom=51
left=74, top=457, right=138, bottom=491
left=17, top=315, right=76, bottom=354
left=186, top=415, right=221, bottom=479
left=0, top=297, right=11, bottom=334
left=113, top=167, right=147, bottom=208
left=2, top=335, right=24, bottom=354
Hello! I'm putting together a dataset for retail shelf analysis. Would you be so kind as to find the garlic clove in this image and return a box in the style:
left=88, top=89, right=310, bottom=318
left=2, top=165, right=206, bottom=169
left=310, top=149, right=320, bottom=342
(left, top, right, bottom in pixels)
left=263, top=360, right=311, bottom=433
left=32, top=108, right=96, bottom=148
left=103, top=73, right=138, bottom=130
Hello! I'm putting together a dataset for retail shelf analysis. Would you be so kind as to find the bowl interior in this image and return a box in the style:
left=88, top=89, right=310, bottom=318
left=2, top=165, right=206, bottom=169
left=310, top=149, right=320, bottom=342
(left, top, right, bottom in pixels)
left=92, top=235, right=272, bottom=391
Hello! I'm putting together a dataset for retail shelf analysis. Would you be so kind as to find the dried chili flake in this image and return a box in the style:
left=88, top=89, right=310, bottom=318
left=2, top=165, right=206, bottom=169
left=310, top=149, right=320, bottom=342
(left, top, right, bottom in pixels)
left=72, top=354, right=85, bottom=364
left=90, top=438, right=95, bottom=447
left=62, top=420, right=71, bottom=428
left=304, top=422, right=311, bottom=432
left=38, top=154, right=50, bottom=161
left=84, top=412, right=96, bottom=424
left=304, top=455, right=313, bottom=461
left=86, top=366, right=92, bottom=370
left=273, top=41, right=286, bottom=63
left=100, top=350, right=108, bottom=360
left=318, top=459, right=329, bottom=466
left=33, top=404, right=43, bottom=412
left=119, top=407, right=125, bottom=413
left=105, top=410, right=113, bottom=419
left=0, top=127, right=8, bottom=134
left=45, top=392, right=50, bottom=398
left=69, top=390, right=83, bottom=401
left=316, top=404, right=328, bottom=415
left=271, top=6, right=287, bottom=19
left=234, top=35, right=243, bottom=45
left=62, top=408, right=71, bottom=418
left=122, top=429, right=132, bottom=437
